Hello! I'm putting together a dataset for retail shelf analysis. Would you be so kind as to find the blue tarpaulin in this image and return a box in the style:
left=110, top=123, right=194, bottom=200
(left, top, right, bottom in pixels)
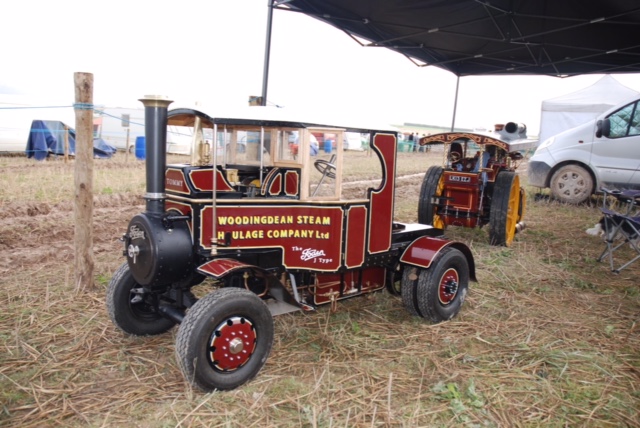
left=26, top=120, right=116, bottom=160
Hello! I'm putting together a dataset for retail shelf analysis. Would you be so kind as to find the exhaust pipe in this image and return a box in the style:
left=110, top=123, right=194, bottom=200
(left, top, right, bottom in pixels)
left=504, top=122, right=526, bottom=134
left=515, top=222, right=526, bottom=233
left=139, top=95, right=173, bottom=214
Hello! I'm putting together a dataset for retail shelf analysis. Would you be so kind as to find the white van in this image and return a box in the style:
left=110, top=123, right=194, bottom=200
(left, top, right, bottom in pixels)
left=343, top=132, right=364, bottom=151
left=528, top=96, right=640, bottom=203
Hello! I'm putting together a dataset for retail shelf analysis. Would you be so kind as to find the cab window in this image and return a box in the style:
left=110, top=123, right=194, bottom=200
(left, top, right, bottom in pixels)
left=608, top=101, right=640, bottom=138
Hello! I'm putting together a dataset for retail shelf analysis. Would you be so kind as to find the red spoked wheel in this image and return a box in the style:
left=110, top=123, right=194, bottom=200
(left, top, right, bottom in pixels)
left=438, top=268, right=459, bottom=305
left=209, top=316, right=257, bottom=371
left=415, top=247, right=469, bottom=322
left=176, top=288, right=274, bottom=391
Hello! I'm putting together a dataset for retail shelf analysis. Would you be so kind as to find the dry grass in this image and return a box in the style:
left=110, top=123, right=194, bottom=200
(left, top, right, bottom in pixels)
left=0, top=150, right=638, bottom=427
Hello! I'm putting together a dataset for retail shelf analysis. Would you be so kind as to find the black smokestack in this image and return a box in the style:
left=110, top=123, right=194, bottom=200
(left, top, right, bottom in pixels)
left=139, top=95, right=173, bottom=214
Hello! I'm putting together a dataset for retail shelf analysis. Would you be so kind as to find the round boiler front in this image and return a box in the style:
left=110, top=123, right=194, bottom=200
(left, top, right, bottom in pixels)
left=126, top=212, right=194, bottom=287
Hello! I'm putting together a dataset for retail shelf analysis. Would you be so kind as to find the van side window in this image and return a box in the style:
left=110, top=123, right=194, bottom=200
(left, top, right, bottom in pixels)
left=608, top=102, right=640, bottom=138
left=630, top=104, right=640, bottom=136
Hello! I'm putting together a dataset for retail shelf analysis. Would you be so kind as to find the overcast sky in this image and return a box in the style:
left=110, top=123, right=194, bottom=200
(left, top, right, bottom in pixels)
left=3, top=0, right=640, bottom=135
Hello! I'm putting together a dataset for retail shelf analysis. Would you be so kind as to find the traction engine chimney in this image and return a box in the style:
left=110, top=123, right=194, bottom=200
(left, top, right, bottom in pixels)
left=139, top=95, right=173, bottom=214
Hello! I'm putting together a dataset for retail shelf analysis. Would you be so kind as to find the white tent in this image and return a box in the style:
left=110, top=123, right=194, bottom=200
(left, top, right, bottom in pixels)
left=538, top=75, right=640, bottom=143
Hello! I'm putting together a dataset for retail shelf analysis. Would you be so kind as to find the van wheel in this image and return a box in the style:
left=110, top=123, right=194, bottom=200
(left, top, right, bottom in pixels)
left=550, top=165, right=593, bottom=204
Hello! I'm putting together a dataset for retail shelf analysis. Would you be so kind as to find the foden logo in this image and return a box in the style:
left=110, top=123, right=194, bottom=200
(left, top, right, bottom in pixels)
left=129, top=225, right=146, bottom=241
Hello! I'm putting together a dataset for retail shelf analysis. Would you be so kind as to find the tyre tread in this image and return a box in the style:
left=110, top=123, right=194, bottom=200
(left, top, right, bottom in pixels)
left=418, top=166, right=444, bottom=225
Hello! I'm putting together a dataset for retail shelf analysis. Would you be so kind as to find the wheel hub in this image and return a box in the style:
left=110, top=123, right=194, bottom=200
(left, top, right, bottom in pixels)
left=229, top=337, right=244, bottom=354
left=439, top=268, right=459, bottom=304
left=208, top=316, right=257, bottom=371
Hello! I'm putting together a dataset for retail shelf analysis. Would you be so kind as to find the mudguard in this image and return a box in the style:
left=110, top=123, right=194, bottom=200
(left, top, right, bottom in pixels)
left=198, top=258, right=266, bottom=279
left=400, top=237, right=477, bottom=281
left=197, top=258, right=303, bottom=308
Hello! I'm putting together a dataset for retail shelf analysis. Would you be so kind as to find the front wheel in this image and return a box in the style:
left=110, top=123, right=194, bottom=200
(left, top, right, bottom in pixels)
left=489, top=172, right=521, bottom=246
left=549, top=164, right=593, bottom=204
left=175, top=288, right=274, bottom=392
left=416, top=247, right=469, bottom=322
left=106, top=262, right=177, bottom=336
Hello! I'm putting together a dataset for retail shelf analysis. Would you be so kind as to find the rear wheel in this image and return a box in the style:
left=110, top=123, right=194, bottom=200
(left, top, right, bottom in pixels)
left=550, top=164, right=593, bottom=204
left=400, top=266, right=420, bottom=316
left=175, top=288, right=274, bottom=392
left=106, top=262, right=176, bottom=336
left=489, top=172, right=521, bottom=246
left=386, top=267, right=402, bottom=296
left=418, top=166, right=445, bottom=228
left=518, top=187, right=526, bottom=223
left=416, top=247, right=469, bottom=322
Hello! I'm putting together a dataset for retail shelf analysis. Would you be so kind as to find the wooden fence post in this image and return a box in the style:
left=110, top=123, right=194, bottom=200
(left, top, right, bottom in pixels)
left=74, top=72, right=95, bottom=292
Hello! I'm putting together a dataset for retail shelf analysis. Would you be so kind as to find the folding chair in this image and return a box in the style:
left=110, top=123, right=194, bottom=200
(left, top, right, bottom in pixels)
left=596, top=188, right=640, bottom=273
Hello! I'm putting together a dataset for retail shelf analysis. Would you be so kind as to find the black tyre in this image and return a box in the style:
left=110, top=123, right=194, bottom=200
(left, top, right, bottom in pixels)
left=400, top=266, right=421, bottom=316
left=518, top=186, right=526, bottom=223
left=489, top=172, right=521, bottom=246
left=418, top=166, right=445, bottom=228
left=175, top=288, right=274, bottom=391
left=549, top=164, right=593, bottom=204
left=416, top=247, right=469, bottom=322
left=106, top=262, right=176, bottom=336
left=386, top=267, right=402, bottom=296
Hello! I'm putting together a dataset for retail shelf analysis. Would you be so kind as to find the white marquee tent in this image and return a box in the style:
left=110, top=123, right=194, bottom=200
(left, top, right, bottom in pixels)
left=538, top=75, right=640, bottom=143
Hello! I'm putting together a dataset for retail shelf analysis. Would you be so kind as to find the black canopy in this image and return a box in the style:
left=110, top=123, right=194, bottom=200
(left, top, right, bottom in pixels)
left=277, top=0, right=640, bottom=77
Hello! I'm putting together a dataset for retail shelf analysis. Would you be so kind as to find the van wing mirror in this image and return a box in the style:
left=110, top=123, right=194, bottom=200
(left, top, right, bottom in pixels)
left=596, top=118, right=611, bottom=138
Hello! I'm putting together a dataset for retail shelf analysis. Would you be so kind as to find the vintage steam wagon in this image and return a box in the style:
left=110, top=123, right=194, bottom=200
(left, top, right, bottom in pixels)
left=107, top=96, right=477, bottom=391
left=417, top=123, right=537, bottom=246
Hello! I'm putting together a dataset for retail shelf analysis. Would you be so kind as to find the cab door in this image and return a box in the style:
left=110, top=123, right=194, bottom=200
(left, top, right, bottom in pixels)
left=592, top=99, right=640, bottom=188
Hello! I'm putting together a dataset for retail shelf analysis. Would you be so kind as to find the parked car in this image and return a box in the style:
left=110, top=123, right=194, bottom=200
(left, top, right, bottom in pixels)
left=528, top=96, right=640, bottom=204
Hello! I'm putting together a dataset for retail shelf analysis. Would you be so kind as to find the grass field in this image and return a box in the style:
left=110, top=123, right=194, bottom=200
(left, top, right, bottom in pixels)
left=0, top=150, right=638, bottom=427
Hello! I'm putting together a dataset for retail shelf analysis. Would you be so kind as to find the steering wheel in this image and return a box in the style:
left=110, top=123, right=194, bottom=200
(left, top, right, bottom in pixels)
left=448, top=151, right=461, bottom=163
left=314, top=159, right=336, bottom=179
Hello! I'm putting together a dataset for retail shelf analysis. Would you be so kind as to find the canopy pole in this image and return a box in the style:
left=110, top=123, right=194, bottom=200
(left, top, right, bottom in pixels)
left=450, top=75, right=460, bottom=132
left=260, top=0, right=275, bottom=107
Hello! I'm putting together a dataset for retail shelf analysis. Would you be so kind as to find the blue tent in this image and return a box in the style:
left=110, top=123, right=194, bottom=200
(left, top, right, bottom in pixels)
left=26, top=120, right=116, bottom=160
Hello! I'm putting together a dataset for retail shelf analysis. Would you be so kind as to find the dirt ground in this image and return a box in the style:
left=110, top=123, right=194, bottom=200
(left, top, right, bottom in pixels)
left=1, top=150, right=638, bottom=427
left=0, top=153, right=427, bottom=278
